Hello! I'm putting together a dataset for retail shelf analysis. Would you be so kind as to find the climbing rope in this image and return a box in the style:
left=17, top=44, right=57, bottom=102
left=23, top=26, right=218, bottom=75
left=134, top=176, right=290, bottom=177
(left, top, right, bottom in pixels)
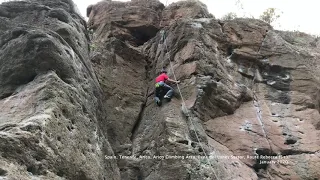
left=250, top=67, right=273, bottom=152
left=161, top=30, right=220, bottom=180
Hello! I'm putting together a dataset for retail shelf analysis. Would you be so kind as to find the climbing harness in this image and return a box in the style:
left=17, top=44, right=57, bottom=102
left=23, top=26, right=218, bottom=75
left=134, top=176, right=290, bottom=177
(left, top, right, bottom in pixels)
left=161, top=29, right=220, bottom=180
left=155, top=81, right=164, bottom=88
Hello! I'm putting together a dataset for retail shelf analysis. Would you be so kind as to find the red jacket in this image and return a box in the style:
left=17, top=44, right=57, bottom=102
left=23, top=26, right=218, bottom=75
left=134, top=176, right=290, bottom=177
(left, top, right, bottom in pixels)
left=155, top=73, right=168, bottom=83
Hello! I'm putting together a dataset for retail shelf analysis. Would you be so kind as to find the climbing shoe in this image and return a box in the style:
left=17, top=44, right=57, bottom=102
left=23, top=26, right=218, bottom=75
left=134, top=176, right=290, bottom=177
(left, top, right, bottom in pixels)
left=164, top=95, right=171, bottom=102
left=156, top=100, right=162, bottom=106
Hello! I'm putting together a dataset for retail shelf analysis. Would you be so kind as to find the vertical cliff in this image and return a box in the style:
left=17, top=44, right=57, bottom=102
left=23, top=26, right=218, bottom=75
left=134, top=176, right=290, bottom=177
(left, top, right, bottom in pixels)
left=0, top=0, right=120, bottom=179
left=0, top=0, right=319, bottom=179
left=88, top=0, right=320, bottom=179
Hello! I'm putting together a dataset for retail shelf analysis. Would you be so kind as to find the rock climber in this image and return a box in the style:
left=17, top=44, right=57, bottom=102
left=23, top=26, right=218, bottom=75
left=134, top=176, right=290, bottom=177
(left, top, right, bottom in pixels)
left=154, top=69, right=180, bottom=106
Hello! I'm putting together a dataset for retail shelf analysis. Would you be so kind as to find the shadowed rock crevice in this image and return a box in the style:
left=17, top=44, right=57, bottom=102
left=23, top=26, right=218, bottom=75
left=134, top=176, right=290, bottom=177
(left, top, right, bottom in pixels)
left=90, top=36, right=148, bottom=152
left=252, top=148, right=276, bottom=174
left=131, top=87, right=149, bottom=141
left=0, top=168, right=7, bottom=176
left=280, top=149, right=316, bottom=156
left=128, top=25, right=159, bottom=46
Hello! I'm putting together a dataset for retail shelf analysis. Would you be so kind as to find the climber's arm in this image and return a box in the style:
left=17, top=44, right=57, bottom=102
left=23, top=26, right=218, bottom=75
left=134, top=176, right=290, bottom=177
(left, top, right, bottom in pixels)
left=167, top=78, right=180, bottom=84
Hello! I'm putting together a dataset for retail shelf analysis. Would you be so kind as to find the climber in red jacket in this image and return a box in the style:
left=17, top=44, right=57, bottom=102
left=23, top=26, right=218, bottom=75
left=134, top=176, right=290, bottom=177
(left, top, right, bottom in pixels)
left=155, top=69, right=180, bottom=106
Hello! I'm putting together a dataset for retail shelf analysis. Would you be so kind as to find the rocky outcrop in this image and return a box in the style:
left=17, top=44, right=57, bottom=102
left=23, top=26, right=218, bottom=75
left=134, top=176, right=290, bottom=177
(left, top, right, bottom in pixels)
left=89, top=0, right=320, bottom=179
left=160, top=0, right=213, bottom=27
left=0, top=0, right=120, bottom=179
left=0, top=0, right=319, bottom=179
left=87, top=0, right=164, bottom=46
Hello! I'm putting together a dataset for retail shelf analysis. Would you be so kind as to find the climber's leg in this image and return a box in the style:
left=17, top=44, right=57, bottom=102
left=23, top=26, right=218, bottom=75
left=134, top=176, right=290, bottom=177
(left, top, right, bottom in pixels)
left=163, top=83, right=173, bottom=99
left=154, top=86, right=162, bottom=106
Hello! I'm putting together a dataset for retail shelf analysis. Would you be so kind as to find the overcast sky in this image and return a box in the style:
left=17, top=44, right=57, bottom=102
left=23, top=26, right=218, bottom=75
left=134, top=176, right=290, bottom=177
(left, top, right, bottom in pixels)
left=0, top=0, right=319, bottom=35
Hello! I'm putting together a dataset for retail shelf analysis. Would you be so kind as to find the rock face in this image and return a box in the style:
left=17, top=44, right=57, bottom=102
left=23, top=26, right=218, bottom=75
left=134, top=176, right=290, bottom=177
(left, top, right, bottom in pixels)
left=0, top=0, right=319, bottom=179
left=87, top=0, right=164, bottom=46
left=88, top=0, right=320, bottom=179
left=0, top=0, right=120, bottom=179
left=160, top=0, right=213, bottom=27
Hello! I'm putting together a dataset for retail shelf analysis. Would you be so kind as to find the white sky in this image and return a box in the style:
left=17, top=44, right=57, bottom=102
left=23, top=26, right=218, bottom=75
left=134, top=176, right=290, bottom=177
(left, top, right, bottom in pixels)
left=0, top=0, right=319, bottom=35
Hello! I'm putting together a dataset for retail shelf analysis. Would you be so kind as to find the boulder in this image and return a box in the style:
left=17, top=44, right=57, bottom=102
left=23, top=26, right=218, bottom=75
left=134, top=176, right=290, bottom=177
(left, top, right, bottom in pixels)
left=160, top=0, right=213, bottom=27
left=87, top=0, right=164, bottom=45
